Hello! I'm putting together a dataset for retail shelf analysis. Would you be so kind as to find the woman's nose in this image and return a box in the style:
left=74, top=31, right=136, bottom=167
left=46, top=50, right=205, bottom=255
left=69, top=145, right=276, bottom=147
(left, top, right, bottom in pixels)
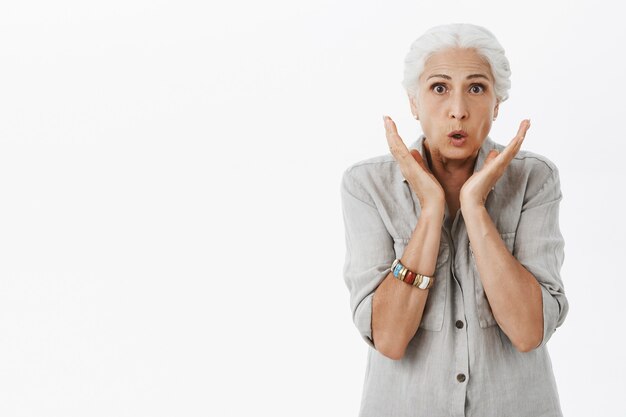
left=448, top=93, right=469, bottom=120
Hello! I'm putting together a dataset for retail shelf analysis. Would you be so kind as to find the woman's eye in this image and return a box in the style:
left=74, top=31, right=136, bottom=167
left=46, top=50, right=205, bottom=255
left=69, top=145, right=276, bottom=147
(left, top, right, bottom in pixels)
left=432, top=84, right=446, bottom=94
left=470, top=84, right=484, bottom=94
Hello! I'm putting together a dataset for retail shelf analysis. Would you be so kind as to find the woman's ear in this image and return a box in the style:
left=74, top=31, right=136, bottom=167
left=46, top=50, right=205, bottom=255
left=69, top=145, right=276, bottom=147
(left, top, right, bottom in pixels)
left=409, top=95, right=419, bottom=120
left=493, top=102, right=500, bottom=120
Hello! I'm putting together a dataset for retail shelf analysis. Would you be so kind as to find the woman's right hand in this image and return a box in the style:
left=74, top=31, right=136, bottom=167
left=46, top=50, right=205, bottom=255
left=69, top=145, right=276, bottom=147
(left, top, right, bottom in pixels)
left=384, top=115, right=445, bottom=214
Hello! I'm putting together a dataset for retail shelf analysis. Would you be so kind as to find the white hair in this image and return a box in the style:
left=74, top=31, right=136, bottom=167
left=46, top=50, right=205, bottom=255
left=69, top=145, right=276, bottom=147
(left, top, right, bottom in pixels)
left=402, top=23, right=511, bottom=103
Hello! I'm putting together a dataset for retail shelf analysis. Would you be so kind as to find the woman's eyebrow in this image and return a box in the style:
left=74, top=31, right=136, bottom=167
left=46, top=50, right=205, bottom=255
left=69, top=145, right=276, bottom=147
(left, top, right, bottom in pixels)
left=426, top=73, right=490, bottom=81
left=426, top=74, right=451, bottom=80
left=467, top=74, right=490, bottom=80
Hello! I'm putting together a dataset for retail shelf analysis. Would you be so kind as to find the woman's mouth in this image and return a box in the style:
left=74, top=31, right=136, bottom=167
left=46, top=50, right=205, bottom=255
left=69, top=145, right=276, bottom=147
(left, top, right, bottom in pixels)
left=448, top=130, right=468, bottom=138
left=448, top=130, right=468, bottom=146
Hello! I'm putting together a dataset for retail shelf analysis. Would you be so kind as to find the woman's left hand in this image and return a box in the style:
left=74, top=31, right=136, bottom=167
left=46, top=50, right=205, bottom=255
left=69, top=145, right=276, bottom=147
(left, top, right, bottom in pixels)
left=460, top=119, right=531, bottom=210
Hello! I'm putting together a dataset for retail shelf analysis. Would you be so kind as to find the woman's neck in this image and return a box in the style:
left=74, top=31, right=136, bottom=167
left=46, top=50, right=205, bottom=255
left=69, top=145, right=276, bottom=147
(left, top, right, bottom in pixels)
left=423, top=141, right=478, bottom=216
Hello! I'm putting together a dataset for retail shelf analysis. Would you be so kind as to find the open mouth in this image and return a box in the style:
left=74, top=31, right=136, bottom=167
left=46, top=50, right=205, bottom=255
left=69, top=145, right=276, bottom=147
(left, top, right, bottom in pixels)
left=448, top=130, right=468, bottom=140
left=448, top=130, right=468, bottom=147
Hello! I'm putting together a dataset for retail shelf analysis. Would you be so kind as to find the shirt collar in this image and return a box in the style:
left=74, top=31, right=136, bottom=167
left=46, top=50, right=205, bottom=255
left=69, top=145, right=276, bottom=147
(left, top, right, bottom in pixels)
left=402, top=135, right=497, bottom=182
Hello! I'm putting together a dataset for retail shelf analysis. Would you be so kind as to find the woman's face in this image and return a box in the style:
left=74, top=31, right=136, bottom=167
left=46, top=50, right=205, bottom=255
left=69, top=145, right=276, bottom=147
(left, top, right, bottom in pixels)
left=410, top=47, right=499, bottom=162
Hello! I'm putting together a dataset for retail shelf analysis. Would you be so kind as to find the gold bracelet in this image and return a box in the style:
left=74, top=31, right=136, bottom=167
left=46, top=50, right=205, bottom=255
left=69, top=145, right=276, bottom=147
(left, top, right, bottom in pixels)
left=413, top=273, right=423, bottom=288
left=391, top=259, right=434, bottom=289
left=399, top=266, right=408, bottom=281
left=413, top=273, right=434, bottom=289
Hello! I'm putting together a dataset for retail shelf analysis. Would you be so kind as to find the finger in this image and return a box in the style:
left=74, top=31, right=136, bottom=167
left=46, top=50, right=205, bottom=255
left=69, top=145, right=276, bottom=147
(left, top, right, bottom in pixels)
left=384, top=116, right=408, bottom=155
left=384, top=115, right=416, bottom=167
left=507, top=119, right=531, bottom=150
left=500, top=119, right=530, bottom=161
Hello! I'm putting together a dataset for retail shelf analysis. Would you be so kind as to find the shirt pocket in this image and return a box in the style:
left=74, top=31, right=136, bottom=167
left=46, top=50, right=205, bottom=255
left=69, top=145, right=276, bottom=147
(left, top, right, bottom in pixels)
left=393, top=237, right=450, bottom=332
left=471, top=232, right=516, bottom=329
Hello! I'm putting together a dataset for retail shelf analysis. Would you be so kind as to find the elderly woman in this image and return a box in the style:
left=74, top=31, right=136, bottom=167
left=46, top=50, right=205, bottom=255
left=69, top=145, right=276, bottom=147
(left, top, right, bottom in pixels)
left=341, top=24, right=568, bottom=416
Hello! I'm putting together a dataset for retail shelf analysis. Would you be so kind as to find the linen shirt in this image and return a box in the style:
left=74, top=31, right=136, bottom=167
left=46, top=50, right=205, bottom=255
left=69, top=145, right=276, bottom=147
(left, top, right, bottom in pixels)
left=341, top=135, right=569, bottom=417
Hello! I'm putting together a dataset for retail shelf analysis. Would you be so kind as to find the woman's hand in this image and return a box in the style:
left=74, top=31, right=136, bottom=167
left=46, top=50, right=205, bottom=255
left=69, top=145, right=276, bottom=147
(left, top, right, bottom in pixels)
left=384, top=116, right=445, bottom=214
left=460, top=119, right=531, bottom=210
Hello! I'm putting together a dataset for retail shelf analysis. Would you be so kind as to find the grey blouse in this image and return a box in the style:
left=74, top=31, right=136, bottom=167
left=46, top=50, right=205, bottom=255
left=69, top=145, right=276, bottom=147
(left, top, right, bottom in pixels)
left=341, top=135, right=568, bottom=417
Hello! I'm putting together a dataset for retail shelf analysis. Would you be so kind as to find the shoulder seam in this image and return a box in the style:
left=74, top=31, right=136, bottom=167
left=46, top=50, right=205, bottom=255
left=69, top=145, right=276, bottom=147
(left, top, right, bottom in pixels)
left=513, top=154, right=557, bottom=174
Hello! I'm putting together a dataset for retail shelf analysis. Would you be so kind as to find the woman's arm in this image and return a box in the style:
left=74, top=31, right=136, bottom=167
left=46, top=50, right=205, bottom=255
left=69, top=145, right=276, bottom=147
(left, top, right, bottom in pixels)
left=372, top=205, right=444, bottom=360
left=460, top=120, right=567, bottom=352
left=372, top=116, right=446, bottom=359
left=461, top=205, right=544, bottom=352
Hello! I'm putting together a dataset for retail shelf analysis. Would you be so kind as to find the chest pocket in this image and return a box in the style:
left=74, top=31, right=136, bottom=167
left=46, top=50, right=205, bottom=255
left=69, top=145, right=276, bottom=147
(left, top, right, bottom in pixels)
left=471, top=232, right=516, bottom=329
left=393, top=237, right=450, bottom=332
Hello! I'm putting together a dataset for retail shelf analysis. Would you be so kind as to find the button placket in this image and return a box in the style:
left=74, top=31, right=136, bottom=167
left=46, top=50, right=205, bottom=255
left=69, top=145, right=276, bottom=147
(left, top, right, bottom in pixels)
left=444, top=220, right=470, bottom=413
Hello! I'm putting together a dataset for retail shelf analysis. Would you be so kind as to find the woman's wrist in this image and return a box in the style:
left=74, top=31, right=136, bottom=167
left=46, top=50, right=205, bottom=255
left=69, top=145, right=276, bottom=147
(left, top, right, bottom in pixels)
left=460, top=200, right=487, bottom=218
left=415, top=204, right=445, bottom=232
left=421, top=197, right=446, bottom=218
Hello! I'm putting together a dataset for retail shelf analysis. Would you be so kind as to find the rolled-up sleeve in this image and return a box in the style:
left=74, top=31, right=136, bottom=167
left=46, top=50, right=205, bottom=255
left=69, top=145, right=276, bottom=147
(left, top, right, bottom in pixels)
left=340, top=169, right=394, bottom=348
left=513, top=164, right=569, bottom=350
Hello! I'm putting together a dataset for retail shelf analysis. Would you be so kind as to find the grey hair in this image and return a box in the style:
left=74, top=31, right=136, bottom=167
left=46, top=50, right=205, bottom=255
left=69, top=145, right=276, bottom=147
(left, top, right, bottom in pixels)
left=402, top=23, right=511, bottom=103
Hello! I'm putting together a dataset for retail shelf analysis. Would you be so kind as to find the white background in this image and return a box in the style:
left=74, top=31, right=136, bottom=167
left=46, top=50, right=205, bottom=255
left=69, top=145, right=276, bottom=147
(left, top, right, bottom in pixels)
left=0, top=0, right=624, bottom=416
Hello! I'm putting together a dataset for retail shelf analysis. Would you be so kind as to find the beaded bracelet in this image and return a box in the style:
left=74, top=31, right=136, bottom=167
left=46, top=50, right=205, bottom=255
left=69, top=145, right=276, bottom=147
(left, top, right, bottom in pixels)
left=391, top=259, right=434, bottom=290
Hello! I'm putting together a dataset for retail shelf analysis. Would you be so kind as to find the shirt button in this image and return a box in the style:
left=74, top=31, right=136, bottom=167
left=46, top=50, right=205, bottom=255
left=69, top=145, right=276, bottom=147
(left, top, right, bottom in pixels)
left=457, top=373, right=466, bottom=383
left=455, top=320, right=464, bottom=329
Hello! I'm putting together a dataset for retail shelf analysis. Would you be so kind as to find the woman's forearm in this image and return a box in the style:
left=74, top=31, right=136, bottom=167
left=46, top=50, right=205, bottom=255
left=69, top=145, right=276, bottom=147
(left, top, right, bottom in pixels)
left=462, top=204, right=543, bottom=352
left=372, top=206, right=444, bottom=360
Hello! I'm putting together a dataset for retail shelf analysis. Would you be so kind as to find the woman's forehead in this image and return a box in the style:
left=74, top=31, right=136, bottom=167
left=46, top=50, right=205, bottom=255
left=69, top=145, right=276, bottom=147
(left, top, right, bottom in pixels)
left=421, top=48, right=493, bottom=81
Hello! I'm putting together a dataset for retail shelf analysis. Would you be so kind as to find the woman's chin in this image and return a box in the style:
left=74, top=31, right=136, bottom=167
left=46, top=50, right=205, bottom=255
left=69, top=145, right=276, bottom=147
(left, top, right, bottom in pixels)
left=425, top=137, right=481, bottom=162
left=438, top=144, right=481, bottom=163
